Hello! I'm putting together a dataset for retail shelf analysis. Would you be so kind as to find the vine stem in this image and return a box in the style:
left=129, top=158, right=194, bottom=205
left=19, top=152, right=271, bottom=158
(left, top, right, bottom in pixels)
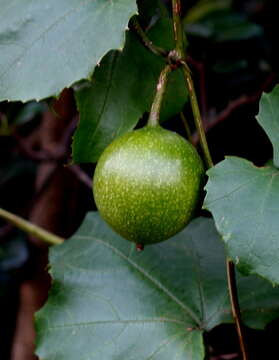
left=180, top=112, right=194, bottom=145
left=171, top=1, right=249, bottom=359
left=182, top=64, right=213, bottom=168
left=171, top=0, right=185, bottom=60
left=227, top=259, right=249, bottom=360
left=147, top=64, right=172, bottom=127
left=130, top=16, right=168, bottom=58
left=0, top=207, right=64, bottom=246
left=182, top=66, right=249, bottom=360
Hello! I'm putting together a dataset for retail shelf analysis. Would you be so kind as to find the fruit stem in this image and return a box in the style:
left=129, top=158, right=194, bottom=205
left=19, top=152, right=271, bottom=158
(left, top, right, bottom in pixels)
left=147, top=64, right=172, bottom=127
left=0, top=207, right=64, bottom=246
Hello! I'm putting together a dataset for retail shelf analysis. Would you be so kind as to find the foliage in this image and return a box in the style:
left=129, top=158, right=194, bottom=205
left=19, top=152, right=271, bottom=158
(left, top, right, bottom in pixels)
left=0, top=0, right=137, bottom=101
left=0, top=0, right=279, bottom=359
left=204, top=86, right=279, bottom=285
left=36, top=214, right=279, bottom=359
left=73, top=18, right=186, bottom=163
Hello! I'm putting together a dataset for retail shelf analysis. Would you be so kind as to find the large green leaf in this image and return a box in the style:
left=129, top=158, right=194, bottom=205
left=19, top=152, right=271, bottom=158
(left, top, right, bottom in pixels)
left=0, top=0, right=137, bottom=102
left=72, top=20, right=186, bottom=163
left=256, top=85, right=279, bottom=168
left=204, top=156, right=279, bottom=284
left=36, top=214, right=279, bottom=359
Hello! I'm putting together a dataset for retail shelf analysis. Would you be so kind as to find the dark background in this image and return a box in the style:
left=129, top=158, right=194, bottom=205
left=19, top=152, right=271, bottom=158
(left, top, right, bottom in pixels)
left=1, top=0, right=279, bottom=359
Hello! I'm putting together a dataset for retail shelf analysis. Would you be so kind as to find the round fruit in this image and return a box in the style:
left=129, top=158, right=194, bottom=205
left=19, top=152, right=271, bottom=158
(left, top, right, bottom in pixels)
left=93, top=126, right=204, bottom=245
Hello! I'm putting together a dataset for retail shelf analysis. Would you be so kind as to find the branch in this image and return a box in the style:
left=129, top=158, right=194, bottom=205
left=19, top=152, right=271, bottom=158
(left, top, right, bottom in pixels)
left=227, top=259, right=249, bottom=360
left=130, top=16, right=168, bottom=58
left=68, top=165, right=92, bottom=189
left=192, top=73, right=276, bottom=144
left=14, top=116, right=78, bottom=162
left=0, top=208, right=64, bottom=246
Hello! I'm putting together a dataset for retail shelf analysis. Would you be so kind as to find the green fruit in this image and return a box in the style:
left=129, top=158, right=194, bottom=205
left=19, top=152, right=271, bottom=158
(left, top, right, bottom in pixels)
left=93, top=126, right=204, bottom=245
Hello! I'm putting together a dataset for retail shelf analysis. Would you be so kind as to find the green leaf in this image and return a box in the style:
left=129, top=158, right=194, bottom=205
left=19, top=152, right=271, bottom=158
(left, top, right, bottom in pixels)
left=0, top=0, right=137, bottom=102
left=256, top=85, right=279, bottom=168
left=36, top=214, right=279, bottom=359
left=73, top=21, right=186, bottom=163
left=204, top=156, right=279, bottom=284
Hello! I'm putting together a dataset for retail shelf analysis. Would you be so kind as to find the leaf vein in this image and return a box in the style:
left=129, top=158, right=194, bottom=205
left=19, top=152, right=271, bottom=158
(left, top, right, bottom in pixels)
left=76, top=234, right=201, bottom=326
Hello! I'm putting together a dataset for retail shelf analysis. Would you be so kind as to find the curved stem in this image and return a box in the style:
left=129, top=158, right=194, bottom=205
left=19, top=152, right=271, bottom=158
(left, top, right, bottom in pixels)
left=180, top=112, right=194, bottom=145
left=147, top=65, right=172, bottom=127
left=227, top=259, right=249, bottom=360
left=0, top=207, right=64, bottom=246
left=182, top=64, right=213, bottom=168
left=170, top=0, right=213, bottom=167
left=130, top=16, right=168, bottom=58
